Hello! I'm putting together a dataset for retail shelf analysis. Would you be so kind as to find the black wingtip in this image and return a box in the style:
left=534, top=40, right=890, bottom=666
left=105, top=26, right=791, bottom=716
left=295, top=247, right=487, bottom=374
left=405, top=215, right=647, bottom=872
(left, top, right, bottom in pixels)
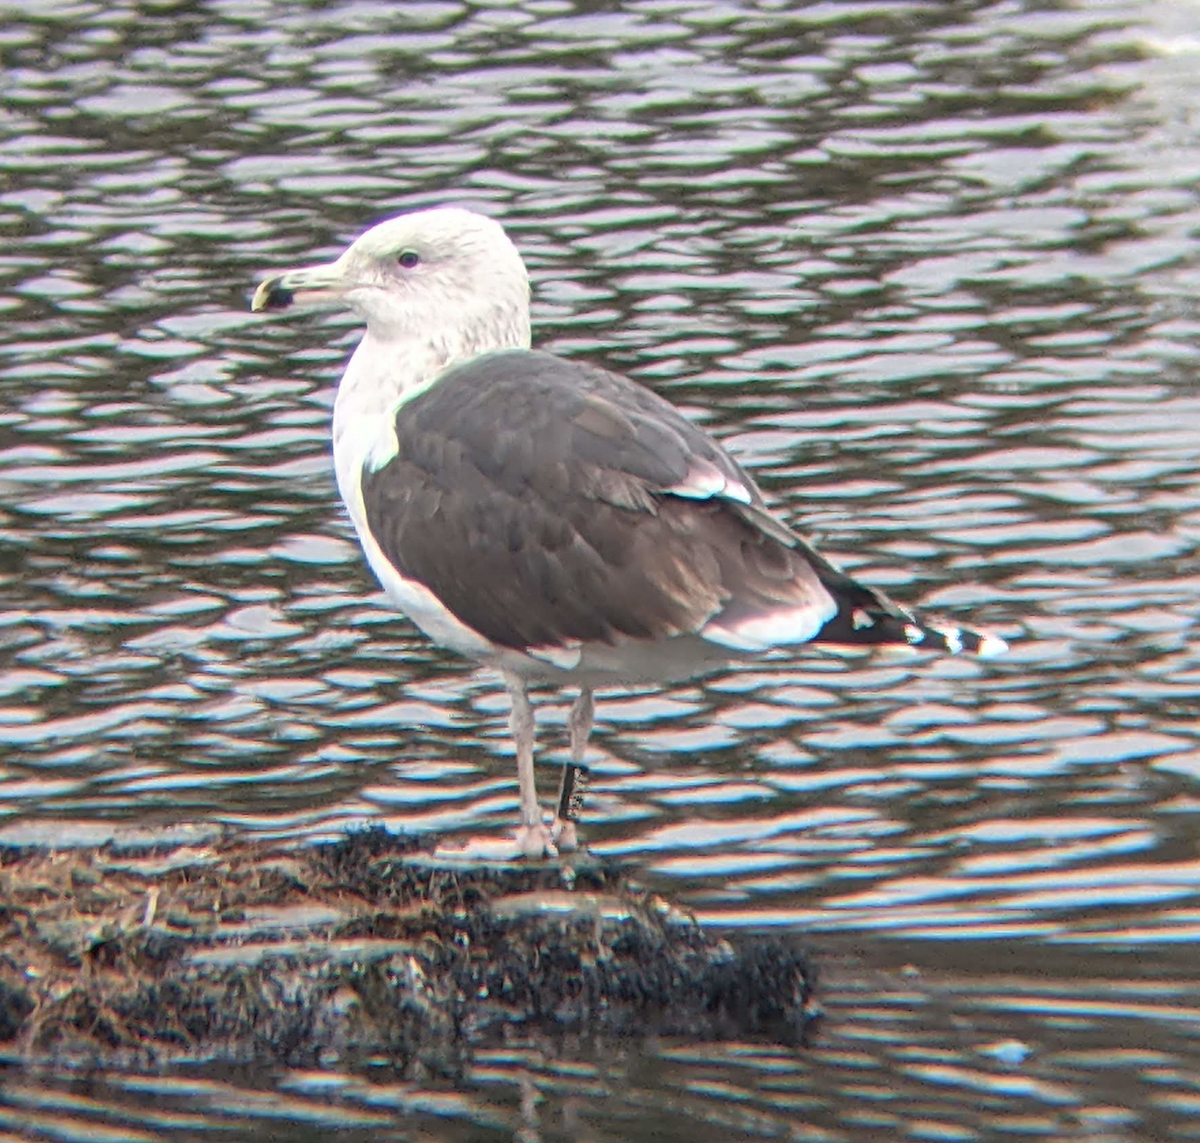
left=907, top=619, right=1009, bottom=658
left=814, top=594, right=1009, bottom=658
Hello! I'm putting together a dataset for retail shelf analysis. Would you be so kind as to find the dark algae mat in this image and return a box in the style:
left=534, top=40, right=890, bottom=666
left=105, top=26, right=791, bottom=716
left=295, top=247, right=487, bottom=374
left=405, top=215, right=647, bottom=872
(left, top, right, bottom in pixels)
left=0, top=829, right=816, bottom=1076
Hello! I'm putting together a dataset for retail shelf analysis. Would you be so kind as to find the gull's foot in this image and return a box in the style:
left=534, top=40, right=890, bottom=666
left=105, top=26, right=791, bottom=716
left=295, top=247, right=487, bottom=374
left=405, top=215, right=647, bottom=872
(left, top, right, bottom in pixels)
left=550, top=816, right=579, bottom=853
left=426, top=821, right=564, bottom=863
left=515, top=820, right=558, bottom=860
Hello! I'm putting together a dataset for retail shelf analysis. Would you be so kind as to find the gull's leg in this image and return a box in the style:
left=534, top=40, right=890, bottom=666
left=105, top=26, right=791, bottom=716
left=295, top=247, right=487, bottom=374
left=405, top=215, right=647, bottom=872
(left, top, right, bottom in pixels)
left=551, top=686, right=593, bottom=852
left=506, top=672, right=554, bottom=859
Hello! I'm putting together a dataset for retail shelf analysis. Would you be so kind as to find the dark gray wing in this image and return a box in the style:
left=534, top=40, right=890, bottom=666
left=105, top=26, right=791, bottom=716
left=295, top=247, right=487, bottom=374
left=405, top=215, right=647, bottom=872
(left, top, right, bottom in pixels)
left=360, top=349, right=973, bottom=656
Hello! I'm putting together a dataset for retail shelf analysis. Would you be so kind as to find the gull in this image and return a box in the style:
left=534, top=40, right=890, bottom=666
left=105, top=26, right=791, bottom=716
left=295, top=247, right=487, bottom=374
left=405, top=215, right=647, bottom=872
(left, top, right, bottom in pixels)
left=252, top=207, right=1006, bottom=858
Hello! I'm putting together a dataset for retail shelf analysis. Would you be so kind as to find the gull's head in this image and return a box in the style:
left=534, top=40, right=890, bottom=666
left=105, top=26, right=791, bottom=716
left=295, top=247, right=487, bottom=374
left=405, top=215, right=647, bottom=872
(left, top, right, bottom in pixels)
left=252, top=206, right=532, bottom=351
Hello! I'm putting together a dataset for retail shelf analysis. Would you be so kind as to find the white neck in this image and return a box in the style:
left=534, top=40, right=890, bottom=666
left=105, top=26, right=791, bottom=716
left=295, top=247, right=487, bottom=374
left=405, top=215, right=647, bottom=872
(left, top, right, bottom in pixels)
left=334, top=333, right=449, bottom=439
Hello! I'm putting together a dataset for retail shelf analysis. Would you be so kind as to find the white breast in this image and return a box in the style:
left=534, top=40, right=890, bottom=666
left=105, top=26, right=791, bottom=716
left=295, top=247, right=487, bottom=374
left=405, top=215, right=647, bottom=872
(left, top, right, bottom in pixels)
left=332, top=350, right=503, bottom=664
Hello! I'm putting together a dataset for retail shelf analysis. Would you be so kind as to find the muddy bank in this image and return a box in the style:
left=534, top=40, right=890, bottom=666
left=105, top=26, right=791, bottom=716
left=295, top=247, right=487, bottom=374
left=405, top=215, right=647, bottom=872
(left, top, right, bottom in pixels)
left=0, top=828, right=816, bottom=1076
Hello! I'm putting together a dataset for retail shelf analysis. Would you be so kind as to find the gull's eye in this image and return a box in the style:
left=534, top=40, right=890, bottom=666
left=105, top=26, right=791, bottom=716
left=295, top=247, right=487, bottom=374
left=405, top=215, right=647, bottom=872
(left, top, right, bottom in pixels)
left=398, top=250, right=421, bottom=269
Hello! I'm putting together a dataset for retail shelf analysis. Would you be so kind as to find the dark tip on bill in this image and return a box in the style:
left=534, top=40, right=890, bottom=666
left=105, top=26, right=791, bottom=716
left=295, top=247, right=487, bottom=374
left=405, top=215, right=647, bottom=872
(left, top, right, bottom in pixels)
left=251, top=277, right=294, bottom=313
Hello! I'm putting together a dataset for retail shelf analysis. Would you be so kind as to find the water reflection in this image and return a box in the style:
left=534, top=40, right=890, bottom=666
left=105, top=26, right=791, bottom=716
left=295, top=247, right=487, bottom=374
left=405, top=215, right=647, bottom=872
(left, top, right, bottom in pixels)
left=3, top=950, right=1198, bottom=1141
left=2, top=0, right=1200, bottom=1137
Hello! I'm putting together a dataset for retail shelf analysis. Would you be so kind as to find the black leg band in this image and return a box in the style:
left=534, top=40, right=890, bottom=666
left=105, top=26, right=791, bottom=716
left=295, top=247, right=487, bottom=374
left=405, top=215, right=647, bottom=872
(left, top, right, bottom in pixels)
left=555, top=762, right=590, bottom=823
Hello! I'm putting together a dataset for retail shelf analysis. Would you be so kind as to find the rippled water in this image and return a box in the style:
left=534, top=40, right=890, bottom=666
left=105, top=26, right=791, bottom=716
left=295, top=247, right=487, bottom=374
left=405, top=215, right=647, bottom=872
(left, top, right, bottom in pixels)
left=3, top=0, right=1200, bottom=1137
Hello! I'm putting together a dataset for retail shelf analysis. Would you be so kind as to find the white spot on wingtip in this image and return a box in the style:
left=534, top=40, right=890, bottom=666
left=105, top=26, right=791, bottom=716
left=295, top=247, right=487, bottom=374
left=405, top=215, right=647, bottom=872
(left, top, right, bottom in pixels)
left=933, top=625, right=964, bottom=655
left=903, top=623, right=925, bottom=645
left=852, top=607, right=874, bottom=630
left=976, top=632, right=1009, bottom=658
